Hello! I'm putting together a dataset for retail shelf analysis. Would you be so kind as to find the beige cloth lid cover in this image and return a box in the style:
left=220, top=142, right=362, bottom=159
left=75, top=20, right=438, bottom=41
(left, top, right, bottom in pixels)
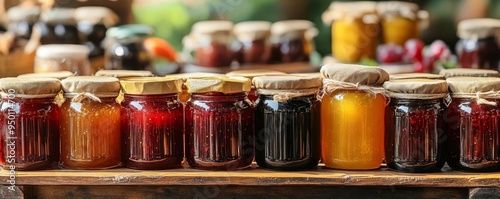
left=226, top=70, right=286, bottom=80
left=322, top=1, right=378, bottom=24
left=0, top=77, right=61, bottom=98
left=439, top=68, right=499, bottom=78
left=457, top=18, right=500, bottom=39
left=95, top=70, right=153, bottom=78
left=7, top=5, right=41, bottom=22
left=165, top=72, right=226, bottom=82
left=40, top=8, right=76, bottom=24
left=321, top=63, right=389, bottom=85
left=18, top=71, right=75, bottom=80
left=447, top=77, right=500, bottom=97
left=271, top=20, right=317, bottom=40
left=253, top=75, right=321, bottom=101
left=390, top=73, right=445, bottom=80
left=186, top=77, right=251, bottom=94
left=61, top=76, right=120, bottom=97
left=233, top=21, right=271, bottom=41
left=74, top=6, right=119, bottom=27
left=377, top=1, right=419, bottom=20
left=383, top=79, right=448, bottom=99
left=120, top=77, right=183, bottom=95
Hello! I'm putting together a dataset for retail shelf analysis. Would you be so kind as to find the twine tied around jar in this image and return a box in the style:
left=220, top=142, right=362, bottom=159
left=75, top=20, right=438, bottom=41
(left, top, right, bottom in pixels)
left=321, top=79, right=390, bottom=105
left=258, top=88, right=319, bottom=102
left=64, top=92, right=109, bottom=103
left=452, top=91, right=500, bottom=106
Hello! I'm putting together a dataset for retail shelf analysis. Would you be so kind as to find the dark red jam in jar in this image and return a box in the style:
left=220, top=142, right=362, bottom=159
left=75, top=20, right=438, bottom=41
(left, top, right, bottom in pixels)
left=384, top=79, right=449, bottom=173
left=120, top=77, right=184, bottom=170
left=233, top=21, right=272, bottom=65
left=226, top=70, right=286, bottom=103
left=253, top=75, right=322, bottom=170
left=37, top=8, right=80, bottom=45
left=185, top=77, right=254, bottom=170
left=270, top=20, right=317, bottom=63
left=75, top=7, right=118, bottom=58
left=456, top=18, right=500, bottom=70
left=0, top=78, right=61, bottom=170
left=188, top=21, right=234, bottom=67
left=445, top=77, right=500, bottom=172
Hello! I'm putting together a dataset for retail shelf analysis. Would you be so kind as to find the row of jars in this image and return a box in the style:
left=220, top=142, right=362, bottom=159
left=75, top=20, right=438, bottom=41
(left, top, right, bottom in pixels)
left=2, top=66, right=500, bottom=173
left=182, top=20, right=318, bottom=67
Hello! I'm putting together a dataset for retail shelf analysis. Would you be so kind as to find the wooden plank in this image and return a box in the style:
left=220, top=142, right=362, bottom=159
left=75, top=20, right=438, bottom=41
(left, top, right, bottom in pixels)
left=1, top=165, right=500, bottom=188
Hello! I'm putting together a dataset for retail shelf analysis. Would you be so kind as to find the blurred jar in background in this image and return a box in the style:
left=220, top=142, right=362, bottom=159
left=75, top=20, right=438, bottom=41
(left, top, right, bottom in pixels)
left=35, top=44, right=92, bottom=75
left=6, top=5, right=40, bottom=40
left=233, top=21, right=272, bottom=65
left=36, top=8, right=80, bottom=45
left=322, top=1, right=379, bottom=63
left=377, top=1, right=427, bottom=46
left=270, top=20, right=317, bottom=63
left=75, top=6, right=119, bottom=58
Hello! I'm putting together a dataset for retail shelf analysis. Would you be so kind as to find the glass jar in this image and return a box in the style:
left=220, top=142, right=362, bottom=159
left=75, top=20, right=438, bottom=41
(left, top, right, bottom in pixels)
left=226, top=70, right=286, bottom=103
left=456, top=18, right=500, bottom=70
left=164, top=73, right=226, bottom=103
left=104, top=24, right=155, bottom=71
left=322, top=2, right=379, bottom=63
left=270, top=20, right=317, bottom=63
left=35, top=44, right=92, bottom=75
left=233, top=21, right=272, bottom=65
left=185, top=77, right=254, bottom=170
left=253, top=75, right=321, bottom=170
left=0, top=78, right=61, bottom=170
left=6, top=5, right=41, bottom=39
left=60, top=76, right=121, bottom=169
left=36, top=8, right=80, bottom=44
left=384, top=80, right=448, bottom=173
left=184, top=21, right=234, bottom=67
left=75, top=7, right=118, bottom=58
left=120, top=77, right=184, bottom=170
left=321, top=64, right=389, bottom=170
left=445, top=77, right=500, bottom=172
left=439, top=68, right=499, bottom=78
left=377, top=1, right=425, bottom=46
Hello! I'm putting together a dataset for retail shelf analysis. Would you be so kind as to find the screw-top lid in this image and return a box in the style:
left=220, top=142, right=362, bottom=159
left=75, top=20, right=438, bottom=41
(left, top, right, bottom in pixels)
left=95, top=70, right=153, bottom=78
left=61, top=76, right=120, bottom=98
left=165, top=72, right=226, bottom=82
left=120, top=77, right=183, bottom=95
left=439, top=68, right=499, bottom=78
left=377, top=1, right=419, bottom=20
left=226, top=69, right=286, bottom=80
left=233, top=21, right=271, bottom=41
left=322, top=1, right=378, bottom=24
left=36, top=44, right=89, bottom=59
left=40, top=8, right=76, bottom=24
left=18, top=71, right=75, bottom=80
left=7, top=5, right=41, bottom=23
left=383, top=79, right=448, bottom=99
left=321, top=63, right=389, bottom=86
left=186, top=77, right=251, bottom=94
left=106, top=24, right=155, bottom=40
left=74, top=6, right=118, bottom=27
left=457, top=18, right=500, bottom=39
left=390, top=73, right=445, bottom=80
left=447, top=77, right=500, bottom=102
left=0, top=77, right=61, bottom=98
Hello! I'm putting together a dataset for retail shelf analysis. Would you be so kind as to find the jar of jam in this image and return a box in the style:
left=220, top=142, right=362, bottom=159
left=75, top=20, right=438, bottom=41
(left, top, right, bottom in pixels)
left=253, top=75, right=321, bottom=171
left=439, top=68, right=499, bottom=78
left=0, top=78, right=61, bottom=170
left=35, top=44, right=92, bottom=75
left=226, top=70, right=286, bottom=103
left=104, top=24, right=155, bottom=71
left=270, top=20, right=317, bottom=63
left=321, top=63, right=389, bottom=170
left=184, top=21, right=234, bottom=67
left=185, top=77, right=254, bottom=170
left=164, top=72, right=226, bottom=103
left=377, top=1, right=425, bottom=46
left=6, top=5, right=40, bottom=39
left=36, top=8, right=80, bottom=44
left=384, top=79, right=448, bottom=173
left=60, top=76, right=121, bottom=169
left=322, top=2, right=379, bottom=63
left=456, top=18, right=500, bottom=70
left=233, top=21, right=272, bottom=65
left=120, top=77, right=184, bottom=170
left=75, top=7, right=118, bottom=58
left=445, top=77, right=500, bottom=172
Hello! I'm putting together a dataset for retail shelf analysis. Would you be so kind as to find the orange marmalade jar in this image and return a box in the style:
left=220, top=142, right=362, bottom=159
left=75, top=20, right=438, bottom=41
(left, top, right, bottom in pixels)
left=60, top=76, right=121, bottom=169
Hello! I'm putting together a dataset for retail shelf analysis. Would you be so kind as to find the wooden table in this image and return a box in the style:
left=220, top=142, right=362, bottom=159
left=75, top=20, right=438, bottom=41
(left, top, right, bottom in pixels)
left=1, top=164, right=499, bottom=199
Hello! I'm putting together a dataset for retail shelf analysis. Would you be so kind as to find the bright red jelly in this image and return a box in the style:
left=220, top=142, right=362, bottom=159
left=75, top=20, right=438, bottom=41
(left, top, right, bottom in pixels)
left=121, top=94, right=184, bottom=170
left=185, top=92, right=255, bottom=170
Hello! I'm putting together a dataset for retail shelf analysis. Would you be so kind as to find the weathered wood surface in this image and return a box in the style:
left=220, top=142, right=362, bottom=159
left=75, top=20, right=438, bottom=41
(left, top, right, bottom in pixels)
left=1, top=165, right=500, bottom=188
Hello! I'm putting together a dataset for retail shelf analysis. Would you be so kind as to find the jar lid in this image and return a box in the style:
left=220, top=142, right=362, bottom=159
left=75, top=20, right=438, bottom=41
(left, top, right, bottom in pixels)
left=74, top=6, right=118, bottom=27
left=7, top=5, right=41, bottom=22
left=120, top=77, right=183, bottom=95
left=191, top=21, right=233, bottom=35
left=291, top=72, right=322, bottom=77
left=271, top=20, right=314, bottom=36
left=186, top=77, right=251, bottom=94
left=447, top=77, right=500, bottom=99
left=233, top=21, right=271, bottom=41
left=321, top=63, right=389, bottom=86
left=40, top=8, right=76, bottom=24
left=457, top=18, right=500, bottom=39
left=106, top=24, right=155, bottom=39
left=18, top=71, right=75, bottom=80
left=165, top=72, right=226, bottom=82
left=0, top=77, right=61, bottom=98
left=390, top=73, right=445, bottom=80
left=439, top=68, right=499, bottom=78
left=95, top=70, right=154, bottom=78
left=377, top=1, right=419, bottom=20
left=322, top=1, right=378, bottom=24
left=253, top=75, right=322, bottom=90
left=226, top=70, right=286, bottom=80
left=36, top=44, right=90, bottom=59
left=61, top=76, right=120, bottom=97
left=383, top=79, right=448, bottom=99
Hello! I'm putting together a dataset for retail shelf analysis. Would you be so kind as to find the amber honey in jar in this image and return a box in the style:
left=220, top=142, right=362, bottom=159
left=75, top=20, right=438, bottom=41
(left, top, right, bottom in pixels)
left=321, top=63, right=389, bottom=170
left=233, top=21, right=272, bottom=65
left=270, top=20, right=317, bottom=63
left=226, top=70, right=286, bottom=103
left=322, top=1, right=379, bottom=63
left=184, top=21, right=234, bottom=67
left=75, top=7, right=118, bottom=58
left=439, top=68, right=499, bottom=78
left=0, top=78, right=61, bottom=170
left=456, top=18, right=500, bottom=70
left=377, top=1, right=425, bottom=46
left=185, top=77, right=255, bottom=170
left=165, top=73, right=226, bottom=103
left=60, top=76, right=121, bottom=169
